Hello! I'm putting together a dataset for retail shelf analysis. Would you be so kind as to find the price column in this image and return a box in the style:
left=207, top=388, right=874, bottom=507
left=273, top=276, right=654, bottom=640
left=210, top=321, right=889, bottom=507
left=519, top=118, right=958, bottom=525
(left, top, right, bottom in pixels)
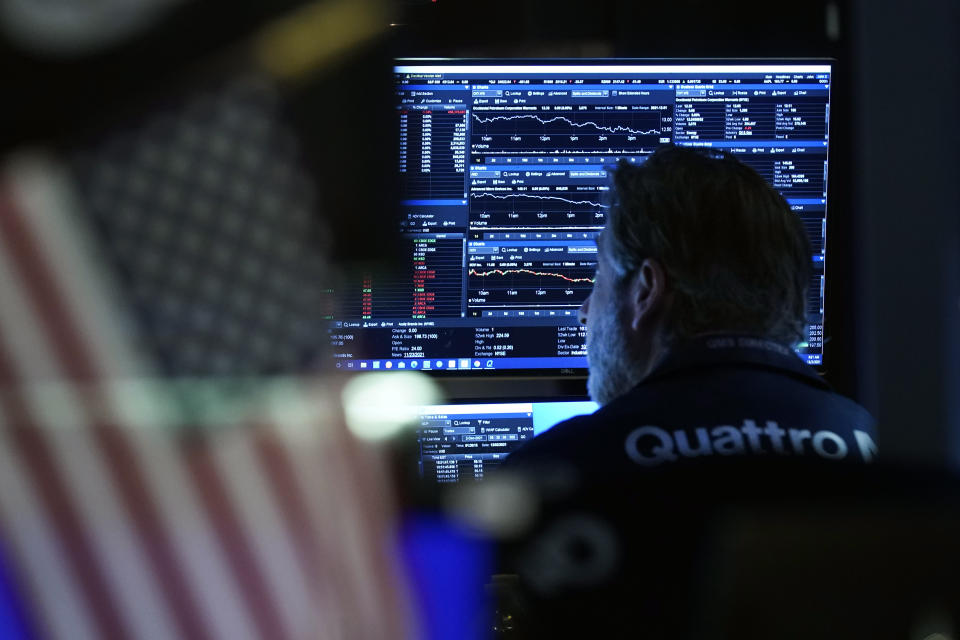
left=399, top=108, right=468, bottom=199
left=410, top=234, right=463, bottom=319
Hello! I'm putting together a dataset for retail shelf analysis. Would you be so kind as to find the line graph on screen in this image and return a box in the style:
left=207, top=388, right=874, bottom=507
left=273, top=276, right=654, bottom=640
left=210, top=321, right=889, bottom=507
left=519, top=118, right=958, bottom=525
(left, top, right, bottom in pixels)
left=472, top=113, right=660, bottom=136
left=467, top=256, right=596, bottom=308
left=469, top=190, right=607, bottom=230
left=470, top=109, right=665, bottom=154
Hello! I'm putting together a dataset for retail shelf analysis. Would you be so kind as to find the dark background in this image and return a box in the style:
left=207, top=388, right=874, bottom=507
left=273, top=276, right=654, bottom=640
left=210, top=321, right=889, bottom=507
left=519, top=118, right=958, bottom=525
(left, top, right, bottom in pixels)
left=3, top=0, right=957, bottom=467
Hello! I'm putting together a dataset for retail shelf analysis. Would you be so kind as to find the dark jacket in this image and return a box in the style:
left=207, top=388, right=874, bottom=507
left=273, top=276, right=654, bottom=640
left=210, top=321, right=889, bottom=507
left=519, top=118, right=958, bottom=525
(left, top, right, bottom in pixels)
left=504, top=334, right=877, bottom=479
left=495, top=336, right=880, bottom=638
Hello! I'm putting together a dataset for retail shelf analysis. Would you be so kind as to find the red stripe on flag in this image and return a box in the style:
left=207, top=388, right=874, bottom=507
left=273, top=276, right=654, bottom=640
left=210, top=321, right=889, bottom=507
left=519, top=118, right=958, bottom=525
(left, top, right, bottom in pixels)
left=311, top=431, right=370, bottom=625
left=0, top=188, right=134, bottom=638
left=93, top=424, right=214, bottom=640
left=182, top=437, right=290, bottom=640
left=0, top=511, right=42, bottom=639
left=253, top=433, right=327, bottom=595
left=0, top=184, right=210, bottom=639
left=0, top=187, right=98, bottom=385
left=333, top=417, right=409, bottom=633
left=0, top=352, right=129, bottom=639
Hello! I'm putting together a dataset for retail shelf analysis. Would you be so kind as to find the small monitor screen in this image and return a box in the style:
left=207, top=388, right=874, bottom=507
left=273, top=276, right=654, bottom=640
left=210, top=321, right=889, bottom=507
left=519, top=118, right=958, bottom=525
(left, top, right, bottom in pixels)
left=330, top=60, right=831, bottom=374
left=415, top=400, right=599, bottom=483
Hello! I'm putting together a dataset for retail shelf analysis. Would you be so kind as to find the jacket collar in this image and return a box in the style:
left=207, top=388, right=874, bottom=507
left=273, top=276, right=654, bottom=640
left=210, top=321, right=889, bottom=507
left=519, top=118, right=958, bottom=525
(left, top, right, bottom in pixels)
left=643, top=334, right=830, bottom=390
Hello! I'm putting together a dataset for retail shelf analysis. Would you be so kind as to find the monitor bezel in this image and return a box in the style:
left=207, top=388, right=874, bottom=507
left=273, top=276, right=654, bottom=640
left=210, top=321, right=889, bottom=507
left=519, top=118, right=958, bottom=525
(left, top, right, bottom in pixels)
left=383, top=56, right=836, bottom=380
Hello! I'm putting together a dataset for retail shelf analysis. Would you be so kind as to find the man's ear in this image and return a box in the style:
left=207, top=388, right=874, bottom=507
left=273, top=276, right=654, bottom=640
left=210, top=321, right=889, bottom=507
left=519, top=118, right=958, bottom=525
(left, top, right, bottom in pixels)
left=626, top=258, right=669, bottom=332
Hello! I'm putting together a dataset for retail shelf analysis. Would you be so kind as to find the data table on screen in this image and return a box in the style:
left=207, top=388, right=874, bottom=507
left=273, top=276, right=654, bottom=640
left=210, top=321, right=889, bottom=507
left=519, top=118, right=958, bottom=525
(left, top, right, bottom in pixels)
left=331, top=62, right=833, bottom=372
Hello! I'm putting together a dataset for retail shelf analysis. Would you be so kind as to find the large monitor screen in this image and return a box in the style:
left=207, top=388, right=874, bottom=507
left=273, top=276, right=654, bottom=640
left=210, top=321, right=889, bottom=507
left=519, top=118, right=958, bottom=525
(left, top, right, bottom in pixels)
left=329, top=60, right=832, bottom=374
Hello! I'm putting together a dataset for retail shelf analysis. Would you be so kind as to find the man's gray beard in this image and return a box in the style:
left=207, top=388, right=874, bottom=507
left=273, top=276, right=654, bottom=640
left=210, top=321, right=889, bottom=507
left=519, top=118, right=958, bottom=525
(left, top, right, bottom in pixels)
left=586, top=312, right=645, bottom=406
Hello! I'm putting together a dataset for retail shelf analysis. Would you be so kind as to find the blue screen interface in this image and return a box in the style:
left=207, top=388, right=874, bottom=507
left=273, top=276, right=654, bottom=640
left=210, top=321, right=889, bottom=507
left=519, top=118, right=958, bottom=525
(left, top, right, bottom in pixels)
left=415, top=400, right=599, bottom=483
left=330, top=61, right=831, bottom=372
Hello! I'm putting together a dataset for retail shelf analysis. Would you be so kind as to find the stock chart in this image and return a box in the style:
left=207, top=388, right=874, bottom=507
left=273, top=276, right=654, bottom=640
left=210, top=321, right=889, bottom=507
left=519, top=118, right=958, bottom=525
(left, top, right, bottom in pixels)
left=329, top=62, right=833, bottom=371
left=470, top=107, right=666, bottom=153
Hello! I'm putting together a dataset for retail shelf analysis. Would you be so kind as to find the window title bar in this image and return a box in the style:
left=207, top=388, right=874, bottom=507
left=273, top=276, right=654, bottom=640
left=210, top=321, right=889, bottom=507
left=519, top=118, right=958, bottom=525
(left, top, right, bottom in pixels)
left=395, top=64, right=832, bottom=74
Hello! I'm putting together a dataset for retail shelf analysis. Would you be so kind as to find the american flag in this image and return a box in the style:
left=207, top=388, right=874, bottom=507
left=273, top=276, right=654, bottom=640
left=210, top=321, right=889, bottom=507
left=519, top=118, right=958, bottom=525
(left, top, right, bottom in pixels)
left=72, top=75, right=333, bottom=378
left=0, top=73, right=415, bottom=639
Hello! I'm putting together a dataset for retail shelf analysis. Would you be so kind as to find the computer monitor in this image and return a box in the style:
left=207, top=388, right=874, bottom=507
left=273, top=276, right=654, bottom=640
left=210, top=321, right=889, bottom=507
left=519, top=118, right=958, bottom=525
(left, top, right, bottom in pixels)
left=329, top=59, right=832, bottom=375
left=415, top=399, right=600, bottom=483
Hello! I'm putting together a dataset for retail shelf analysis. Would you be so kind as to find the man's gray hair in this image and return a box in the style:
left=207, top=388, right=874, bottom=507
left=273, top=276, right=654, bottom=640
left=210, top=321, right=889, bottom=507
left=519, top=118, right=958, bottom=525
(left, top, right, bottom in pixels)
left=603, top=145, right=812, bottom=346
